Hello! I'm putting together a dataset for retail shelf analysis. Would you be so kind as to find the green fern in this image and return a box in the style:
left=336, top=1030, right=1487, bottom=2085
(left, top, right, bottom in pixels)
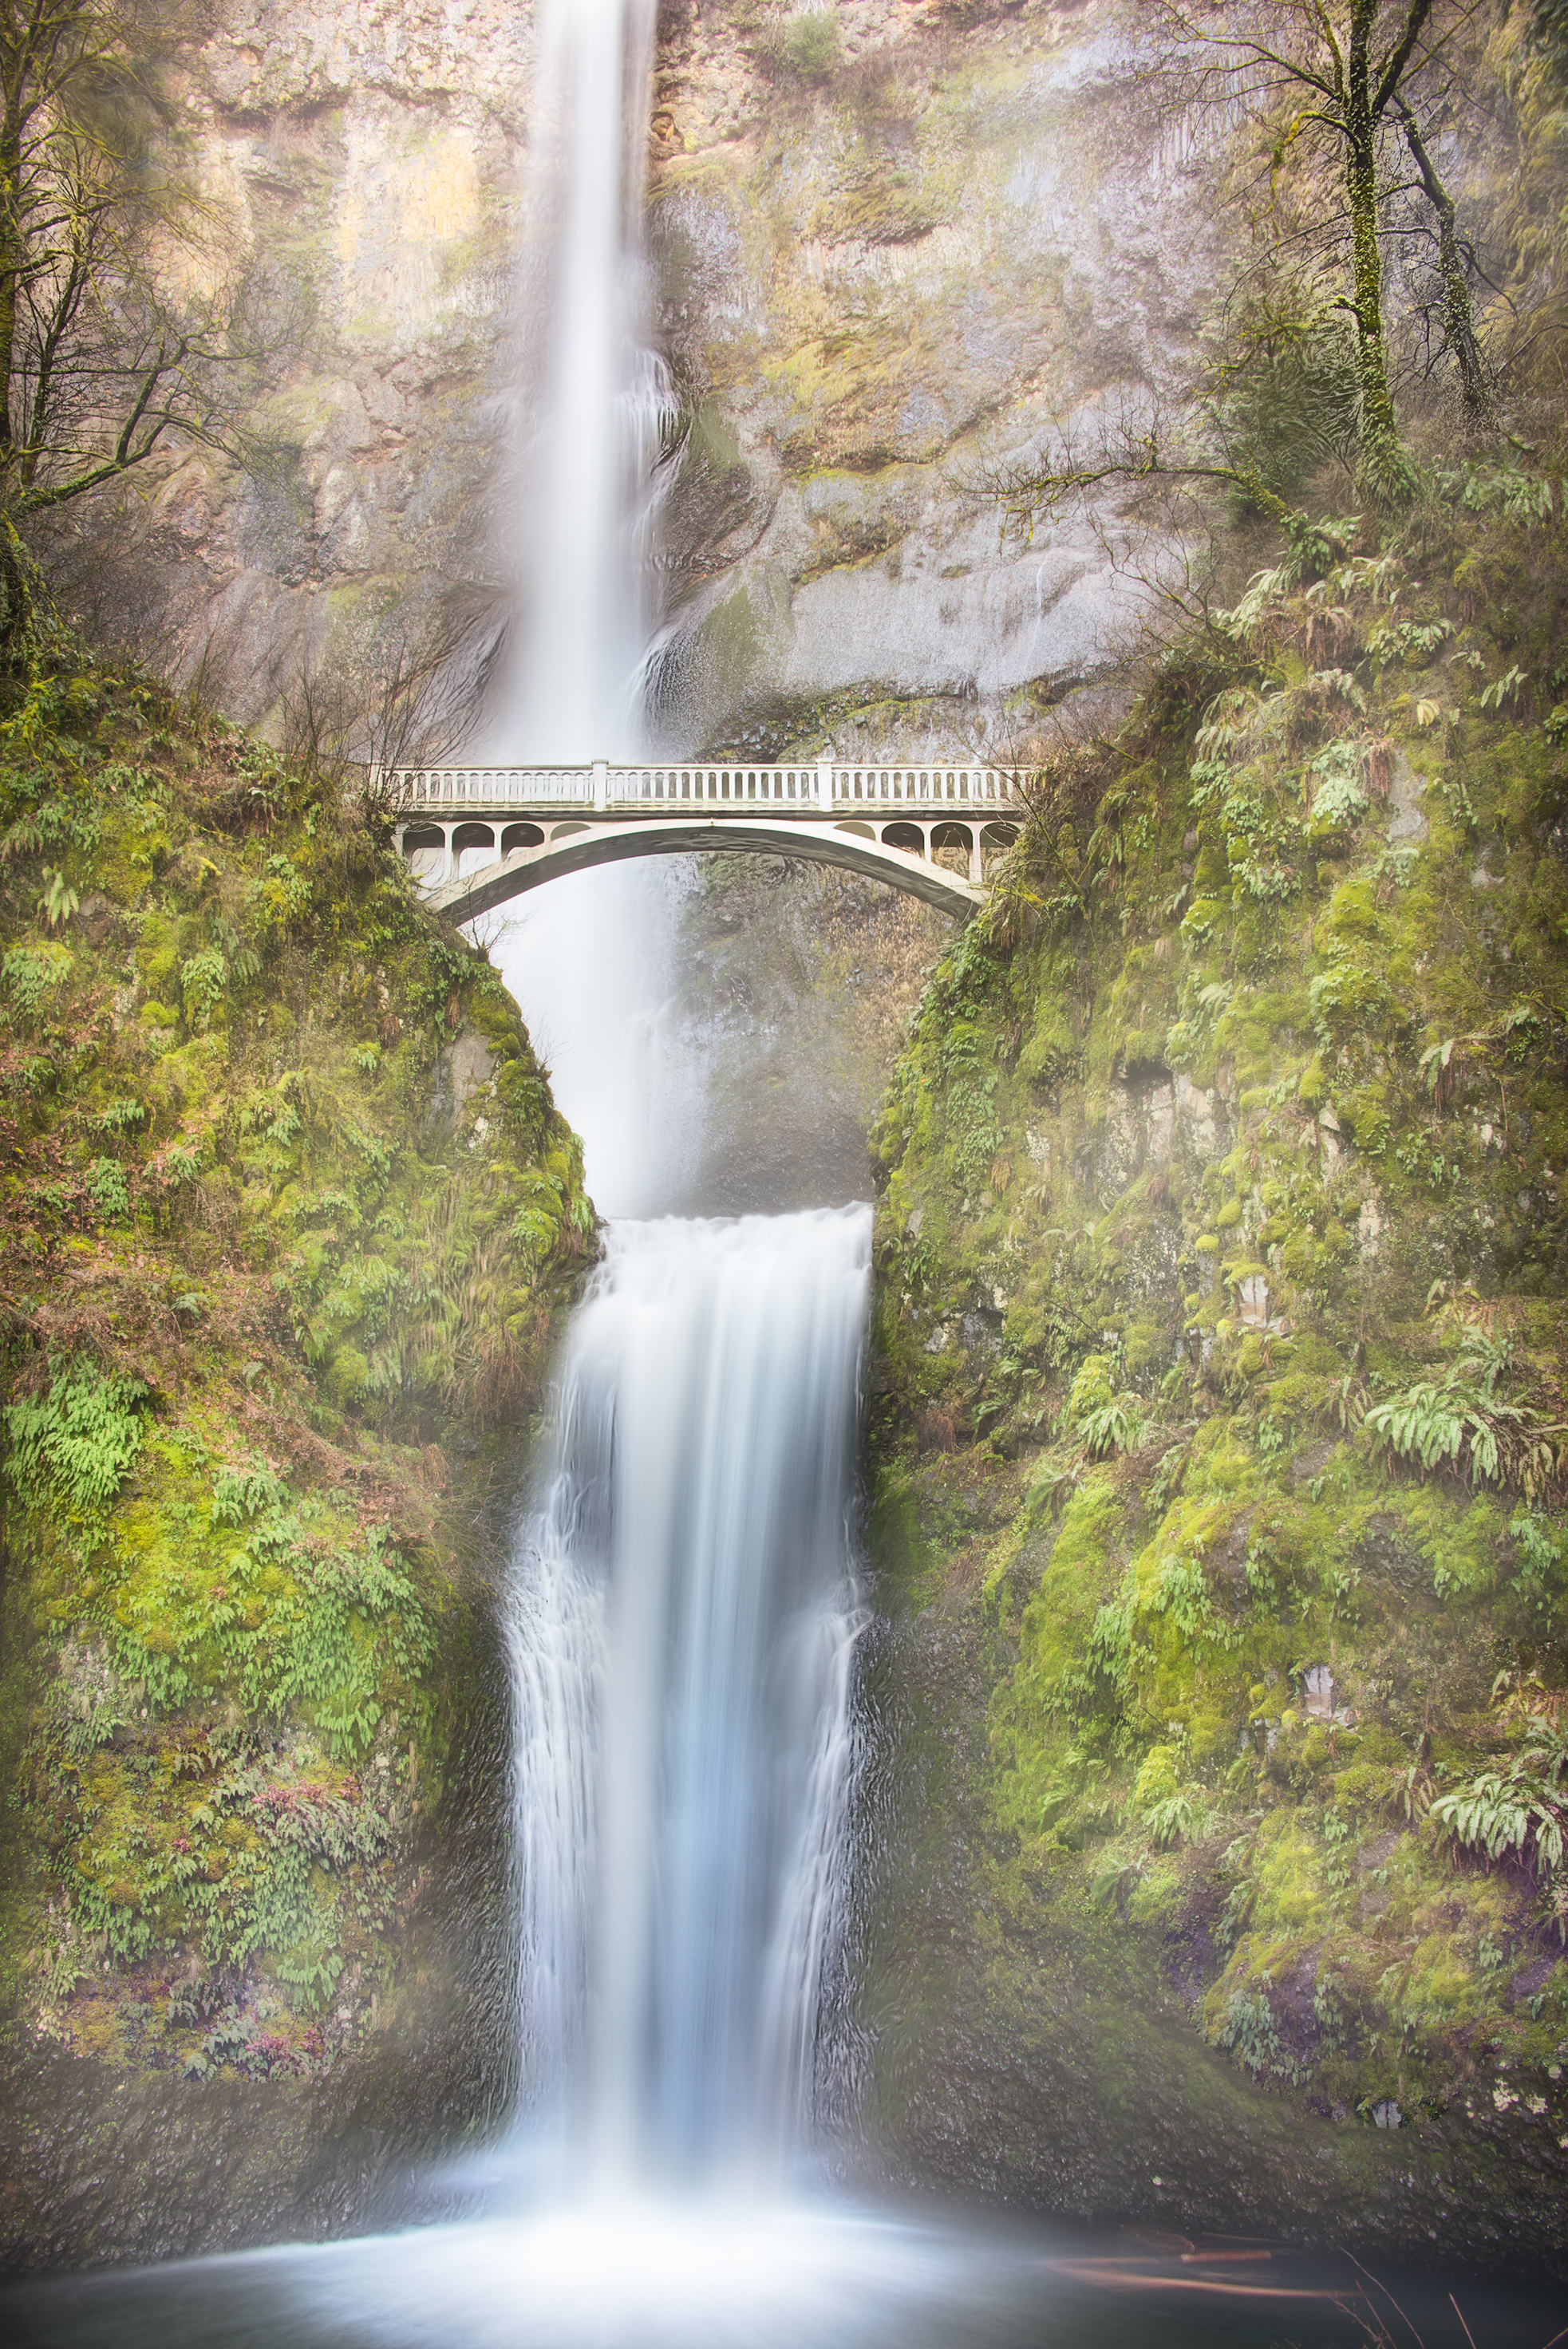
left=1068, top=1353, right=1146, bottom=1458
left=2, top=1359, right=147, bottom=1526
left=1431, top=1696, right=1568, bottom=1898
left=1364, top=1329, right=1564, bottom=1501
left=35, top=865, right=77, bottom=928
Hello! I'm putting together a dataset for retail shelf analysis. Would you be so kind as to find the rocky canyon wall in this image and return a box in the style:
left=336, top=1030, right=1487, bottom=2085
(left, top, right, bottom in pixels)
left=36, top=0, right=1222, bottom=759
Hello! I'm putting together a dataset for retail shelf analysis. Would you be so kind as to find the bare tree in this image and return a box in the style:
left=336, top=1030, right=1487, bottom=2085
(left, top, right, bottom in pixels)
left=1393, top=95, right=1495, bottom=424
left=281, top=591, right=488, bottom=834
left=0, top=0, right=247, bottom=522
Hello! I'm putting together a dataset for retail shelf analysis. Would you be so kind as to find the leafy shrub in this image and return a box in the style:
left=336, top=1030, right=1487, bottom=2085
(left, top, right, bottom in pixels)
left=2, top=939, right=72, bottom=1017
left=1305, top=740, right=1369, bottom=838
left=1213, top=1989, right=1286, bottom=2077
left=86, top=1155, right=129, bottom=1218
left=781, top=9, right=839, bottom=81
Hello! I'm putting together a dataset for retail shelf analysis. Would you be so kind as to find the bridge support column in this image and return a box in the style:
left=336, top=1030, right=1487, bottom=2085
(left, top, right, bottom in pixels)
left=816, top=756, right=834, bottom=811
left=970, top=833, right=984, bottom=887
left=593, top=760, right=607, bottom=811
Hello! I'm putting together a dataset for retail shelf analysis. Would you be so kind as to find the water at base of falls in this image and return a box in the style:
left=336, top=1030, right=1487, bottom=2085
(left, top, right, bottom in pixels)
left=10, top=2197, right=1563, bottom=2349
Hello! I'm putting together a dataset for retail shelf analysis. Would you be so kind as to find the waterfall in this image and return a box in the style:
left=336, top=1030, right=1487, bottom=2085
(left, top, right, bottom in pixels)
left=476, top=0, right=689, bottom=1218
left=508, top=1208, right=870, bottom=2181
left=487, top=0, right=677, bottom=762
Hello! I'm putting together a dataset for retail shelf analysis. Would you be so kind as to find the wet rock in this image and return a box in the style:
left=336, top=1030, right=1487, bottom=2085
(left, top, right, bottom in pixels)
left=429, top=1027, right=495, bottom=1132
left=1387, top=751, right=1428, bottom=845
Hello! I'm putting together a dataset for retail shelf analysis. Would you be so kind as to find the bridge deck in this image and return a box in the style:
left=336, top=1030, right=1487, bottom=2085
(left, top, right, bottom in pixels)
left=385, top=760, right=1028, bottom=921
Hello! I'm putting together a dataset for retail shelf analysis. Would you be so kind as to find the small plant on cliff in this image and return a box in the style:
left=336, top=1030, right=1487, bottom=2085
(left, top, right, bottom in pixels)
left=1068, top=1353, right=1147, bottom=1459
left=2, top=1356, right=146, bottom=1532
left=1364, top=1313, right=1564, bottom=1500
left=1431, top=1677, right=1568, bottom=1929
left=780, top=10, right=839, bottom=82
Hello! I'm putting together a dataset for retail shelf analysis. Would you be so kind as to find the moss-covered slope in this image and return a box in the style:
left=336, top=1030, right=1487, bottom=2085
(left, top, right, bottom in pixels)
left=0, top=622, right=590, bottom=2128
left=862, top=472, right=1568, bottom=2257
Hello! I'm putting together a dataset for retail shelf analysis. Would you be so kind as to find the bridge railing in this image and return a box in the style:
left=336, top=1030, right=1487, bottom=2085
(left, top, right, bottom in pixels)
left=384, top=760, right=1025, bottom=814
left=831, top=764, right=1021, bottom=808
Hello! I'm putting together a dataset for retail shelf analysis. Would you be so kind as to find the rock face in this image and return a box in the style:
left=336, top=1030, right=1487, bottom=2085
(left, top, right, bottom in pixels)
left=38, top=0, right=1217, bottom=760
left=647, top=0, right=1217, bottom=754
left=0, top=642, right=592, bottom=2270
left=855, top=474, right=1568, bottom=2271
left=39, top=0, right=539, bottom=720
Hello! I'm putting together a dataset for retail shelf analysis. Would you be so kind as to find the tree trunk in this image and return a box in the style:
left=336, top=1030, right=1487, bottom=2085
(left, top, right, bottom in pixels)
left=1398, top=101, right=1495, bottom=430
left=1347, top=0, right=1416, bottom=504
left=0, top=113, right=22, bottom=475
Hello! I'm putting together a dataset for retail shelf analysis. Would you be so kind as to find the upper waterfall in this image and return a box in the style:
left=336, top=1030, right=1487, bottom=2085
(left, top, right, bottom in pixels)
left=485, top=0, right=675, bottom=761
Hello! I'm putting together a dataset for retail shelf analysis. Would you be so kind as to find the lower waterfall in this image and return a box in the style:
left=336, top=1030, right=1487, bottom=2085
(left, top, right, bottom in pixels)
left=11, top=1163, right=1554, bottom=2349
left=508, top=1208, right=868, bottom=2177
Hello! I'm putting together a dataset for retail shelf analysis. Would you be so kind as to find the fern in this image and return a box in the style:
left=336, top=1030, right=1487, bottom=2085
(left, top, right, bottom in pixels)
left=1431, top=1696, right=1568, bottom=1908
left=86, top=1156, right=129, bottom=1218
left=1145, top=1790, right=1199, bottom=1847
left=35, top=865, right=77, bottom=929
left=1211, top=1988, right=1305, bottom=2083
left=211, top=1461, right=287, bottom=1526
left=2, top=940, right=73, bottom=1017
left=1068, top=1353, right=1145, bottom=1458
left=1364, top=1338, right=1564, bottom=1501
left=2, top=1359, right=146, bottom=1526
left=1431, top=1769, right=1565, bottom=1884
left=1480, top=665, right=1530, bottom=711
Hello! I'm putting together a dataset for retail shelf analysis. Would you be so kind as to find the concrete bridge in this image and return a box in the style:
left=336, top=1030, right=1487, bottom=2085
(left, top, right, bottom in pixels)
left=389, top=758, right=1025, bottom=922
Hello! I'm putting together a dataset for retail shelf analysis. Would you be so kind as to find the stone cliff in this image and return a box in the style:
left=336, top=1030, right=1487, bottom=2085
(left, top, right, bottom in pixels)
left=36, top=1, right=1216, bottom=764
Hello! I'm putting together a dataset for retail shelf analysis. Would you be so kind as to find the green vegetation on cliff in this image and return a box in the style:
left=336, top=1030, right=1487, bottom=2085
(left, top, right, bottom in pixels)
left=0, top=598, right=590, bottom=2083
left=869, top=466, right=1568, bottom=2144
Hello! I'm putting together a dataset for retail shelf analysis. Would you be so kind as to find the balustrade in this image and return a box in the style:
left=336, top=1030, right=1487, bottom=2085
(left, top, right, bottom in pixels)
left=382, top=760, right=1021, bottom=812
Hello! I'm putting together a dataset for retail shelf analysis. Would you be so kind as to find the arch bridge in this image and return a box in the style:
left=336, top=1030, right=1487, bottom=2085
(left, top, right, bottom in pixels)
left=388, top=757, right=1025, bottom=923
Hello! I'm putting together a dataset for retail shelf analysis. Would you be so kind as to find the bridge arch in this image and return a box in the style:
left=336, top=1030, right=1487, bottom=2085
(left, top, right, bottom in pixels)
left=421, top=815, right=987, bottom=924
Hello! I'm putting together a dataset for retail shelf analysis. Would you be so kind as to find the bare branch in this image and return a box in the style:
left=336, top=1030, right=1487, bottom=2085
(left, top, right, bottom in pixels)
left=1372, top=0, right=1436, bottom=119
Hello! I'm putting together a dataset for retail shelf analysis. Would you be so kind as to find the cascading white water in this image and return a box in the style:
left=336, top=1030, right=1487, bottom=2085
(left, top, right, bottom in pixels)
left=484, top=4, right=867, bottom=2185
left=486, top=0, right=676, bottom=760
left=477, top=0, right=690, bottom=1218
left=509, top=1208, right=870, bottom=2181
left=472, top=1, right=867, bottom=2191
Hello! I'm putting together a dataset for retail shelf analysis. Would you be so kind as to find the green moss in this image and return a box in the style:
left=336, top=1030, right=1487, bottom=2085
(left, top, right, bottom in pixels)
left=867, top=475, right=1568, bottom=2129
left=0, top=629, right=594, bottom=2076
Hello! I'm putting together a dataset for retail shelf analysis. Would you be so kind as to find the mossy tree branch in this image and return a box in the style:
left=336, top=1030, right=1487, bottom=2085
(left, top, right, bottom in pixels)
left=1393, top=96, right=1497, bottom=426
left=1151, top=2, right=1499, bottom=503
